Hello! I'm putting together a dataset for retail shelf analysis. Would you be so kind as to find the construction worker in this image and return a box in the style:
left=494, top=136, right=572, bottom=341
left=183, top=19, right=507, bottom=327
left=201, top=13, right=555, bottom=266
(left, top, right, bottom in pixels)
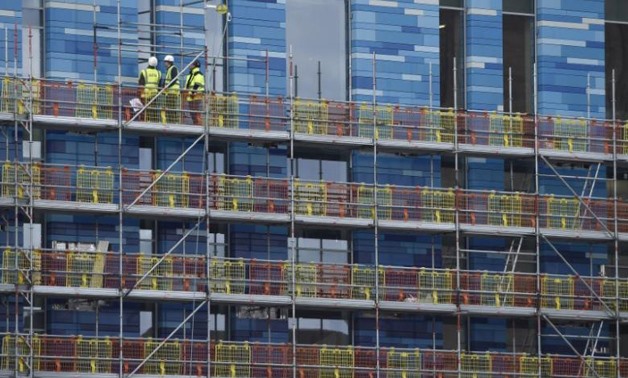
left=162, top=55, right=180, bottom=123
left=185, top=60, right=205, bottom=125
left=138, top=56, right=162, bottom=122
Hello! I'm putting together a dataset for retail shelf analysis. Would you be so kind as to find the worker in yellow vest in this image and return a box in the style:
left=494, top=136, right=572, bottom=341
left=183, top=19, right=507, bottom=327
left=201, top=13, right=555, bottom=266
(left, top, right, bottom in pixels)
left=162, top=55, right=180, bottom=123
left=185, top=60, right=205, bottom=125
left=138, top=56, right=161, bottom=122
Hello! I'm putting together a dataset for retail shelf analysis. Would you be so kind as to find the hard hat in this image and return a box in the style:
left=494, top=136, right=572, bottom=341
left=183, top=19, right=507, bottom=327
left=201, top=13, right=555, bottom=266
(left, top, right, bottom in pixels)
left=216, top=4, right=228, bottom=14
left=192, top=60, right=201, bottom=67
left=148, top=56, right=157, bottom=67
left=164, top=55, right=174, bottom=63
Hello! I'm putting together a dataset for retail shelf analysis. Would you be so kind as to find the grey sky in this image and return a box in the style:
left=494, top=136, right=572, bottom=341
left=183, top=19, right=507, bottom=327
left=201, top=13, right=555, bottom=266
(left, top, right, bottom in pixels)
left=286, top=0, right=346, bottom=101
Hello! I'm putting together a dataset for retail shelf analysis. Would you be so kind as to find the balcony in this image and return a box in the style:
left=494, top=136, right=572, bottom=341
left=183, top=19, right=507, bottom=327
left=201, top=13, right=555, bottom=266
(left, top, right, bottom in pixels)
left=0, top=78, right=626, bottom=162
left=0, top=335, right=623, bottom=378
left=1, top=251, right=624, bottom=320
left=0, top=162, right=622, bottom=240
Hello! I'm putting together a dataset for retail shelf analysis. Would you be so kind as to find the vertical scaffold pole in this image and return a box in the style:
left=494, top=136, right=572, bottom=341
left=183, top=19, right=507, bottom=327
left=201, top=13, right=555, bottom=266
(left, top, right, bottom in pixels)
left=288, top=45, right=297, bottom=378
left=116, top=2, right=124, bottom=377
left=372, top=51, right=381, bottom=378
left=612, top=68, right=620, bottom=378
left=453, top=55, right=462, bottom=378
left=533, top=60, right=543, bottom=378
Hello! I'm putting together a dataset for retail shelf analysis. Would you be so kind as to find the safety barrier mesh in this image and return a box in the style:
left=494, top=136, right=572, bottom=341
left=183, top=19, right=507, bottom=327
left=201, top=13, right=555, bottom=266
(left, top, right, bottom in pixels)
left=418, top=269, right=453, bottom=304
left=152, top=171, right=189, bottom=208
left=1, top=335, right=41, bottom=372
left=480, top=273, right=514, bottom=307
left=519, top=356, right=553, bottom=377
left=75, top=83, right=113, bottom=119
left=356, top=185, right=392, bottom=219
left=137, top=256, right=174, bottom=290
left=216, top=176, right=253, bottom=211
left=214, top=342, right=251, bottom=378
left=66, top=252, right=105, bottom=288
left=294, top=180, right=327, bottom=216
left=0, top=77, right=40, bottom=114
left=541, top=275, right=574, bottom=310
left=75, top=337, right=112, bottom=373
left=351, top=266, right=383, bottom=300
left=358, top=104, right=394, bottom=139
left=283, top=263, right=317, bottom=297
left=320, top=347, right=353, bottom=378
left=461, top=353, right=491, bottom=378
left=489, top=113, right=523, bottom=147
left=209, top=93, right=238, bottom=128
left=76, top=166, right=114, bottom=203
left=423, top=109, right=455, bottom=143
left=386, top=348, right=420, bottom=378
left=488, top=192, right=522, bottom=227
left=2, top=162, right=41, bottom=199
left=546, top=195, right=579, bottom=229
left=144, top=339, right=181, bottom=375
left=421, top=188, right=455, bottom=223
left=210, top=258, right=246, bottom=294
left=554, top=117, right=588, bottom=152
left=161, top=91, right=181, bottom=124
left=2, top=248, right=41, bottom=284
left=294, top=99, right=329, bottom=135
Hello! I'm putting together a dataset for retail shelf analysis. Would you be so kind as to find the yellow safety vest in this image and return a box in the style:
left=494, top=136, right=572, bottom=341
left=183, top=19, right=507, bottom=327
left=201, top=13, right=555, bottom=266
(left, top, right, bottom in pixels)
left=165, top=65, right=180, bottom=91
left=140, top=67, right=161, bottom=99
left=185, top=67, right=205, bottom=101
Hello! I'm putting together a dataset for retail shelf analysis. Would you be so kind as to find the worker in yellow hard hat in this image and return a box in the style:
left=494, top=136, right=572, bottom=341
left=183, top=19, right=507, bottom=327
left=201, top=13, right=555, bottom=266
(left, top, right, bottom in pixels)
left=161, top=55, right=181, bottom=123
left=185, top=60, right=205, bottom=125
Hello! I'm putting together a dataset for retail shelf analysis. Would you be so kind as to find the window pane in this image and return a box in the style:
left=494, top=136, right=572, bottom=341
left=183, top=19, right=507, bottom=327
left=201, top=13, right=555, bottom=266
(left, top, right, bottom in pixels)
left=606, top=23, right=628, bottom=120
left=286, top=0, right=347, bottom=100
left=321, top=159, right=347, bottom=182
left=503, top=0, right=534, bottom=14
left=440, top=8, right=465, bottom=108
left=440, top=0, right=463, bottom=7
left=297, top=238, right=320, bottom=262
left=503, top=14, right=534, bottom=113
left=606, top=0, right=628, bottom=22
left=297, top=158, right=319, bottom=180
left=205, top=7, right=224, bottom=91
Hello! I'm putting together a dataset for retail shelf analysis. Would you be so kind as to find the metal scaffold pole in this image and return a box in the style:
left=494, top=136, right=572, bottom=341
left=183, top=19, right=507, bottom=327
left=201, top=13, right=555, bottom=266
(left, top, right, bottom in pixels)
left=26, top=26, right=35, bottom=378
left=288, top=45, right=297, bottom=378
left=533, top=61, right=542, bottom=378
left=612, top=68, right=621, bottom=378
left=453, top=55, right=462, bottom=378
left=116, top=1, right=124, bottom=377
left=372, top=51, right=381, bottom=378
left=10, top=19, right=20, bottom=378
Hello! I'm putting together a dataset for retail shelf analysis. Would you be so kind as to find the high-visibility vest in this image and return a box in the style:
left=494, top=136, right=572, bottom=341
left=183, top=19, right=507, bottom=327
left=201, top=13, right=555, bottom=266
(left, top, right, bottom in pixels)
left=185, top=67, right=205, bottom=101
left=165, top=65, right=180, bottom=91
left=140, top=67, right=161, bottom=99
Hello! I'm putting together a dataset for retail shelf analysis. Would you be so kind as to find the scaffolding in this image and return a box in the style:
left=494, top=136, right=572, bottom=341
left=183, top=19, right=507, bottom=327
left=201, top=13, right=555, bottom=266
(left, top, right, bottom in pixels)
left=0, top=2, right=626, bottom=378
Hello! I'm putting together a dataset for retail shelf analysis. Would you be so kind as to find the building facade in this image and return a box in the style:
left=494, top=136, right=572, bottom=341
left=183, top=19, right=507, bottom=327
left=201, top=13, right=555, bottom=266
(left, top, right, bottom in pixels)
left=0, top=0, right=627, bottom=376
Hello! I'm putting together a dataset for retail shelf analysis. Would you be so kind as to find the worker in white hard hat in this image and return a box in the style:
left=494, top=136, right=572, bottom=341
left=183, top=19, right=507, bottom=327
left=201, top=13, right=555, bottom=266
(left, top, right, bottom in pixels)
left=161, top=54, right=181, bottom=123
left=138, top=56, right=162, bottom=122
